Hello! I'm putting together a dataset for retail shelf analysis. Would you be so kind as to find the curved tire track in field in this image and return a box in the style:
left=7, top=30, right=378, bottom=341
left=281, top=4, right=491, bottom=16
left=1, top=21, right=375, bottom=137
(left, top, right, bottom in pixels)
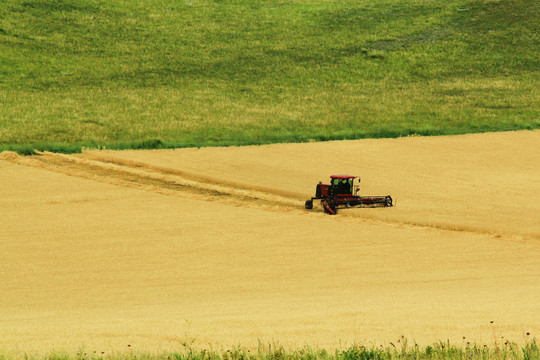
left=3, top=151, right=302, bottom=212
left=2, top=149, right=538, bottom=242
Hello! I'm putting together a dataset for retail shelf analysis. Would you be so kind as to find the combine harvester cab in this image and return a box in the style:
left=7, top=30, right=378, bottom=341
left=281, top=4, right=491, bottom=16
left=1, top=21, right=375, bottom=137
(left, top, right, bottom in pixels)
left=305, top=175, right=392, bottom=215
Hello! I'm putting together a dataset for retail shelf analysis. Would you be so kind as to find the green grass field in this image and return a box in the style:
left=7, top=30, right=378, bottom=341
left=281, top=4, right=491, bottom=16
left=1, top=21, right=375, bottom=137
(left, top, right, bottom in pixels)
left=1, top=0, right=539, bottom=153
left=1, top=339, right=539, bottom=360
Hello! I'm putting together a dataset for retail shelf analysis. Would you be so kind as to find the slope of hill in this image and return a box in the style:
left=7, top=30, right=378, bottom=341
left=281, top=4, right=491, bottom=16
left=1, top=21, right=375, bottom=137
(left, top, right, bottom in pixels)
left=1, top=0, right=539, bottom=152
left=1, top=131, right=539, bottom=353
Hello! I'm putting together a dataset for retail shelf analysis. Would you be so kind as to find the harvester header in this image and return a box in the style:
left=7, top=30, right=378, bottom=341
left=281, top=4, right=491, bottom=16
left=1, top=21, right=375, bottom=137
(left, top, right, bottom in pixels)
left=305, top=175, right=392, bottom=215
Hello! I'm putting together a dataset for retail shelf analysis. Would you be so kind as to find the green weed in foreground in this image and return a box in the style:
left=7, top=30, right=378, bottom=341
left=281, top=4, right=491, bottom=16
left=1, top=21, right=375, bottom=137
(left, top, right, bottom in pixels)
left=0, top=0, right=539, bottom=153
left=2, top=339, right=538, bottom=360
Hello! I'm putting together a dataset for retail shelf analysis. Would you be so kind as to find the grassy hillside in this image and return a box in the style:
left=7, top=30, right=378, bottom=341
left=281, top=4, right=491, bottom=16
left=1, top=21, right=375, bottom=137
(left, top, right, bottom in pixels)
left=0, top=0, right=539, bottom=153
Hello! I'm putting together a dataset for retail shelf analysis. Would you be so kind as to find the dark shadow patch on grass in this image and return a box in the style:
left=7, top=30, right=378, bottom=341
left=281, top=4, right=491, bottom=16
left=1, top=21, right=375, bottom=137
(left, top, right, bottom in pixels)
left=312, top=3, right=439, bottom=31
left=20, top=0, right=99, bottom=14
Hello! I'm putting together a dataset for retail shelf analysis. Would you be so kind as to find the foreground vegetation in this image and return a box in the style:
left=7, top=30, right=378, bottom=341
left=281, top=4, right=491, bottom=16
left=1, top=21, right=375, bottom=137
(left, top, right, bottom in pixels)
left=2, top=339, right=539, bottom=360
left=1, top=0, right=539, bottom=153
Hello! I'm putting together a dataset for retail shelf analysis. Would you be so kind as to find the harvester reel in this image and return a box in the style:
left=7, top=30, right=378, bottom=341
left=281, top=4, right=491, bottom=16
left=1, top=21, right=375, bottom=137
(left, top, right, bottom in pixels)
left=306, top=175, right=393, bottom=215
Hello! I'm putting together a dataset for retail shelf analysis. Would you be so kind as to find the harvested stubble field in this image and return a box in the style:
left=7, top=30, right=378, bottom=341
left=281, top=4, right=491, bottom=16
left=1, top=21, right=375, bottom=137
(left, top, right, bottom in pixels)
left=1, top=130, right=539, bottom=355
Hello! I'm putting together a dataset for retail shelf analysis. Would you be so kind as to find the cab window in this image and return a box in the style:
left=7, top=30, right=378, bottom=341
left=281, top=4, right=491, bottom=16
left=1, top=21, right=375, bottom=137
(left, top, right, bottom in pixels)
left=332, top=178, right=352, bottom=194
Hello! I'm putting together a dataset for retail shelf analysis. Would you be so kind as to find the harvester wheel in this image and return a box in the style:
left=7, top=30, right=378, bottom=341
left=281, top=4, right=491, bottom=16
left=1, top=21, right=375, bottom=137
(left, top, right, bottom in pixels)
left=305, top=200, right=313, bottom=209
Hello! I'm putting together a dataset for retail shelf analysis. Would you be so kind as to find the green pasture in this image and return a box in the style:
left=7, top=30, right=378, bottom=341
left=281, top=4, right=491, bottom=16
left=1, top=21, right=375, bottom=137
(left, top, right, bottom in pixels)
left=0, top=0, right=539, bottom=153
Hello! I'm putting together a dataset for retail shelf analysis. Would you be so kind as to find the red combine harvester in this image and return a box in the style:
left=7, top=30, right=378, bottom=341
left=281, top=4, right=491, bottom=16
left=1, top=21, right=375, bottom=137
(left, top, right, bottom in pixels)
left=305, top=175, right=393, bottom=215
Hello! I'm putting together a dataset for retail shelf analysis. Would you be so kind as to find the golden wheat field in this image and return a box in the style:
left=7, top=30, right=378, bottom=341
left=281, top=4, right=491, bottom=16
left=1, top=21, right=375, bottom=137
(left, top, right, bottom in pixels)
left=1, top=130, right=539, bottom=355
